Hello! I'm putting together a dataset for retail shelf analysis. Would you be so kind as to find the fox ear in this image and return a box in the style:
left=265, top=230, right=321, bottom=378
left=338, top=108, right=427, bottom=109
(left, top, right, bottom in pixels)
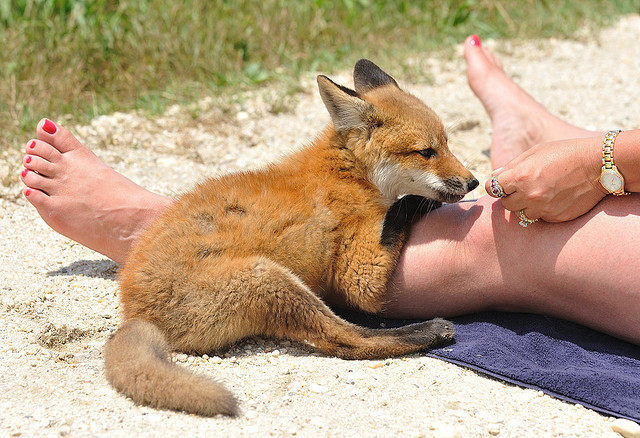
left=353, top=59, right=399, bottom=94
left=317, top=75, right=373, bottom=131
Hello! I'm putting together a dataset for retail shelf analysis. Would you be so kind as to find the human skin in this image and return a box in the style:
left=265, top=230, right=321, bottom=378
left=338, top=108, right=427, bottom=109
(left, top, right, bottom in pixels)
left=19, top=35, right=640, bottom=344
left=488, top=130, right=640, bottom=222
left=384, top=192, right=640, bottom=344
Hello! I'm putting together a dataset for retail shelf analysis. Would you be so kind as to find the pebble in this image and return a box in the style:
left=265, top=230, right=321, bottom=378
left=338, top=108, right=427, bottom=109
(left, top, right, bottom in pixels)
left=487, top=424, right=501, bottom=435
left=368, top=361, right=385, bottom=369
left=245, top=410, right=258, bottom=419
left=210, top=356, right=222, bottom=364
left=175, top=353, right=188, bottom=363
left=309, top=383, right=328, bottom=394
left=611, top=419, right=640, bottom=438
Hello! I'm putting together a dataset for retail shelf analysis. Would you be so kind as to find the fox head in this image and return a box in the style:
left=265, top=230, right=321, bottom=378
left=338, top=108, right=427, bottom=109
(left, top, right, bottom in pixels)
left=317, top=59, right=478, bottom=204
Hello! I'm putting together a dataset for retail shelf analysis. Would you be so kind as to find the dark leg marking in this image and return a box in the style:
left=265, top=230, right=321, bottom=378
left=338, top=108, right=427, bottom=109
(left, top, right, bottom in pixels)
left=380, top=195, right=441, bottom=248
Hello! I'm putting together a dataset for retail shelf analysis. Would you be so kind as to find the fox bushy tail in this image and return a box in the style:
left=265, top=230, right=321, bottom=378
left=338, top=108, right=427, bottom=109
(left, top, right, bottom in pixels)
left=104, top=318, right=237, bottom=417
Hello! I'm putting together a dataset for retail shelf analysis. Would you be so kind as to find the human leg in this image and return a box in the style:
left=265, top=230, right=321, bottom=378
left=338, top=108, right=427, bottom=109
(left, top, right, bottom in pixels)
left=384, top=193, right=640, bottom=344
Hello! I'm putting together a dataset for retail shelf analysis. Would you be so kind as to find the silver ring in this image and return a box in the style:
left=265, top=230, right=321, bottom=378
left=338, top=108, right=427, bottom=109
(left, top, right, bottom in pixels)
left=517, top=210, right=538, bottom=228
left=489, top=176, right=506, bottom=198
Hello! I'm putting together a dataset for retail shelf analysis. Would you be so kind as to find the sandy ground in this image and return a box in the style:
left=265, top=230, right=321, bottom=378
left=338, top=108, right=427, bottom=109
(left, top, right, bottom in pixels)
left=2, top=15, right=640, bottom=437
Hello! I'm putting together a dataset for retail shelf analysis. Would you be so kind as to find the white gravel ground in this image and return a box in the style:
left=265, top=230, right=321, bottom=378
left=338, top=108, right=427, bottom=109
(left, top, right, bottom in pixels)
left=2, top=16, right=640, bottom=437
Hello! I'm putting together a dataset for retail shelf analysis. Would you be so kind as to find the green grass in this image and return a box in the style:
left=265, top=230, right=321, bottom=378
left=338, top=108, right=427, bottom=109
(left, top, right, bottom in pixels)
left=2, top=0, right=639, bottom=153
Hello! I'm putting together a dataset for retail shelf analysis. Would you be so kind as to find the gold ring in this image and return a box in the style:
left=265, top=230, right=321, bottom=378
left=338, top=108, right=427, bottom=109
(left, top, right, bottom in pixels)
left=517, top=210, right=538, bottom=228
left=489, top=176, right=506, bottom=198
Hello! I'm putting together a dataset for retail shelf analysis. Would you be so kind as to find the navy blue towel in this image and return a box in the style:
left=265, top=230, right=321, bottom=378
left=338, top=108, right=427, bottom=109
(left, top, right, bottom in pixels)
left=339, top=310, right=640, bottom=421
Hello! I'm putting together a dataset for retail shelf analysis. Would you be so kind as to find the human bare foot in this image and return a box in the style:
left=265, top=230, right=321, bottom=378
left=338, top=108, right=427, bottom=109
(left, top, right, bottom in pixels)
left=20, top=119, right=173, bottom=264
left=463, top=35, right=598, bottom=169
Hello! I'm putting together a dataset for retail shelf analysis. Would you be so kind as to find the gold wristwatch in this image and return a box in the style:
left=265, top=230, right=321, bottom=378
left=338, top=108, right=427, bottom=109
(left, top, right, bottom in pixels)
left=599, top=130, right=629, bottom=196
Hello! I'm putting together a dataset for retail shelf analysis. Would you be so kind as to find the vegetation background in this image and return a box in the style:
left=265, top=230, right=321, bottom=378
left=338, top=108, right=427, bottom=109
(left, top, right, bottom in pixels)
left=1, top=0, right=639, bottom=154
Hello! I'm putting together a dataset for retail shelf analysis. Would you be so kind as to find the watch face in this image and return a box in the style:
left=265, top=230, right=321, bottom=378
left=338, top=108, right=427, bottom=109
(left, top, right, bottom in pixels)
left=601, top=170, right=623, bottom=192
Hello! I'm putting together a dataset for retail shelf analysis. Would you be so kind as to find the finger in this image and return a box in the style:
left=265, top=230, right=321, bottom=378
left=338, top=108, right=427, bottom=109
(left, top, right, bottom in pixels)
left=485, top=175, right=503, bottom=198
left=485, top=170, right=517, bottom=198
left=500, top=191, right=527, bottom=212
left=495, top=169, right=519, bottom=196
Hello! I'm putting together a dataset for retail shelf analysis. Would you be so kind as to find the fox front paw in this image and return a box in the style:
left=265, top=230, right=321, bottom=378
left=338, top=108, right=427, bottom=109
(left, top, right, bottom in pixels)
left=396, top=318, right=454, bottom=349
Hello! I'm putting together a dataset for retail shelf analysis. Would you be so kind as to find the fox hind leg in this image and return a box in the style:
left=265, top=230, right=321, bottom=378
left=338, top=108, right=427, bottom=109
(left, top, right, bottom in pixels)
left=204, top=257, right=453, bottom=360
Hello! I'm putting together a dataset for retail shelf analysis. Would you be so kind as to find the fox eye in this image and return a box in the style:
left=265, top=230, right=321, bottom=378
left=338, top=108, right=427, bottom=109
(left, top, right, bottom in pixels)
left=418, top=148, right=437, bottom=159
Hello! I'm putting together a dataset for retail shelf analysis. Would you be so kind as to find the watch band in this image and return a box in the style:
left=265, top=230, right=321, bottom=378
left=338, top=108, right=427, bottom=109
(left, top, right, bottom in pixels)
left=602, top=130, right=621, bottom=170
left=602, top=130, right=630, bottom=196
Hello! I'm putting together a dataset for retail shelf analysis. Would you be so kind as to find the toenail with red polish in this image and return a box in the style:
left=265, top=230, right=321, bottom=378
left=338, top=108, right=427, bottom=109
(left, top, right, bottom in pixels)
left=43, top=119, right=57, bottom=134
left=26, top=156, right=31, bottom=164
left=29, top=140, right=36, bottom=149
left=21, top=169, right=27, bottom=177
left=25, top=189, right=31, bottom=197
left=470, top=35, right=481, bottom=46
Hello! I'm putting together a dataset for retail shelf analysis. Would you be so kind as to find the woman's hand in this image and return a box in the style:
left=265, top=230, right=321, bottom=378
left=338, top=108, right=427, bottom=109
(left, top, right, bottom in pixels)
left=485, top=135, right=607, bottom=223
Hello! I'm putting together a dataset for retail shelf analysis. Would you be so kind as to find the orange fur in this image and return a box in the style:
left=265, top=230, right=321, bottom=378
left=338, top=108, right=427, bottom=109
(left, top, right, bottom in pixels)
left=105, top=60, right=476, bottom=417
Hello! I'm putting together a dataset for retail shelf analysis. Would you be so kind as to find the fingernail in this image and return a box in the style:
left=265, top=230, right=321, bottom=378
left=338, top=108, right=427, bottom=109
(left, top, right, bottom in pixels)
left=42, top=119, right=57, bottom=135
left=29, top=140, right=36, bottom=149
left=469, top=35, right=481, bottom=47
left=26, top=156, right=31, bottom=164
left=25, top=189, right=31, bottom=197
left=21, top=169, right=27, bottom=177
left=492, top=166, right=504, bottom=175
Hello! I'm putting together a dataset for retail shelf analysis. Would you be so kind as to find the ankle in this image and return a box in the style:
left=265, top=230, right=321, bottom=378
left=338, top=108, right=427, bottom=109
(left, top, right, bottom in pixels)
left=129, top=193, right=172, bottom=237
left=107, top=193, right=172, bottom=264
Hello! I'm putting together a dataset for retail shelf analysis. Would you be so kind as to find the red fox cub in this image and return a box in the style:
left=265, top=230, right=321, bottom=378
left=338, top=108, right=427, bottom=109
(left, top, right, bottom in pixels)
left=105, top=59, right=478, bottom=417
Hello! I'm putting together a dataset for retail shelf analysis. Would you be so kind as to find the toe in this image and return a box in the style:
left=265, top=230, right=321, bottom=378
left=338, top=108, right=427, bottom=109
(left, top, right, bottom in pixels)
left=464, top=35, right=509, bottom=107
left=24, top=187, right=51, bottom=209
left=20, top=168, right=53, bottom=193
left=482, top=46, right=503, bottom=69
left=24, top=154, right=57, bottom=177
left=25, top=139, right=63, bottom=163
left=36, top=118, right=84, bottom=153
left=464, top=35, right=494, bottom=78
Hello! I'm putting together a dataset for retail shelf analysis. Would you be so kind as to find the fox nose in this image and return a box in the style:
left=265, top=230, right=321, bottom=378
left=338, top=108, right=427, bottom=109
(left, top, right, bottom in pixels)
left=467, top=178, right=479, bottom=191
